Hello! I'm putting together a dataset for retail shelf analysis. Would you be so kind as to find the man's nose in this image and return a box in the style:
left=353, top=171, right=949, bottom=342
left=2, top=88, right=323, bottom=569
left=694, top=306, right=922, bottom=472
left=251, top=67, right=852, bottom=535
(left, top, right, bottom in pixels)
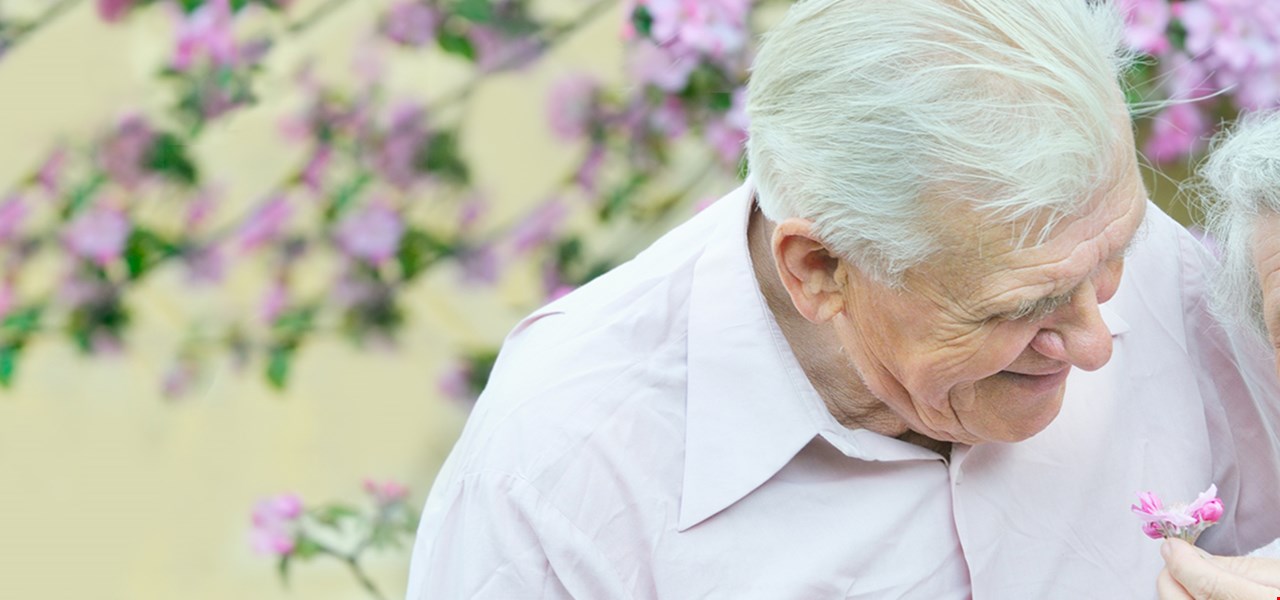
left=1028, top=281, right=1113, bottom=371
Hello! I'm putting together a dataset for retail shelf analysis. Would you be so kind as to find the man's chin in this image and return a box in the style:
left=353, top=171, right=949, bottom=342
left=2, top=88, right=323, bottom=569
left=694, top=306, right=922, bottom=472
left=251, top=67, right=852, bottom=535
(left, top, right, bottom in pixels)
left=970, top=379, right=1069, bottom=443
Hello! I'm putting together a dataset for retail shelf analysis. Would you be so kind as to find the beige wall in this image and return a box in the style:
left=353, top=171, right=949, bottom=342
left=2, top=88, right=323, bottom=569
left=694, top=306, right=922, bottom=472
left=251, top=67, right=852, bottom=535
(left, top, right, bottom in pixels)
left=0, top=1, right=629, bottom=598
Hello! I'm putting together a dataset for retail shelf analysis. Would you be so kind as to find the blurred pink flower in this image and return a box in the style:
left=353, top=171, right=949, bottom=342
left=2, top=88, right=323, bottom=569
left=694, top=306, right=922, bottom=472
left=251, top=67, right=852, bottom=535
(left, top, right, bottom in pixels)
left=363, top=478, right=410, bottom=506
left=237, top=195, right=293, bottom=252
left=1117, top=0, right=1171, bottom=55
left=1144, top=103, right=1209, bottom=164
left=547, top=74, right=600, bottom=141
left=0, top=196, right=28, bottom=243
left=635, top=0, right=750, bottom=59
left=301, top=146, right=333, bottom=194
left=705, top=118, right=747, bottom=166
left=381, top=1, right=439, bottom=48
left=97, top=0, right=135, bottom=22
left=335, top=203, right=405, bottom=265
left=172, top=0, right=239, bottom=71
left=459, top=196, right=488, bottom=232
left=100, top=115, right=155, bottom=188
left=649, top=96, right=689, bottom=139
left=374, top=103, right=430, bottom=189
left=37, top=148, right=68, bottom=195
left=251, top=494, right=303, bottom=556
left=184, top=244, right=226, bottom=284
left=508, top=200, right=568, bottom=255
left=627, top=40, right=697, bottom=92
left=260, top=282, right=289, bottom=324
left=438, top=360, right=476, bottom=402
left=458, top=245, right=500, bottom=285
left=469, top=25, right=543, bottom=73
left=64, top=207, right=131, bottom=267
left=575, top=145, right=606, bottom=193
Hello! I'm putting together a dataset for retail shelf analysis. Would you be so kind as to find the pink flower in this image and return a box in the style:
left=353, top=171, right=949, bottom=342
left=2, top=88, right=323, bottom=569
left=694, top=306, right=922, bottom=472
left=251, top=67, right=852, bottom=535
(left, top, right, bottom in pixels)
left=373, top=103, right=429, bottom=190
left=1144, top=103, right=1210, bottom=164
left=575, top=145, right=606, bottom=193
left=260, top=282, right=288, bottom=324
left=363, top=478, right=410, bottom=506
left=438, top=360, right=477, bottom=402
left=64, top=207, right=131, bottom=266
left=633, top=0, right=750, bottom=59
left=301, top=146, right=332, bottom=194
left=184, top=244, right=226, bottom=284
left=649, top=96, right=689, bottom=140
left=172, top=0, right=239, bottom=72
left=705, top=118, right=748, bottom=166
left=97, top=0, right=134, bottom=22
left=38, top=148, right=68, bottom=195
left=547, top=75, right=600, bottom=141
left=335, top=203, right=405, bottom=265
left=1117, top=0, right=1171, bottom=55
left=627, top=40, right=697, bottom=92
left=508, top=200, right=568, bottom=255
left=458, top=245, right=500, bottom=286
left=1131, top=484, right=1223, bottom=543
left=469, top=25, right=543, bottom=73
left=251, top=494, right=303, bottom=556
left=237, top=196, right=293, bottom=252
left=99, top=115, right=155, bottom=189
left=382, top=2, right=439, bottom=48
left=0, top=196, right=28, bottom=243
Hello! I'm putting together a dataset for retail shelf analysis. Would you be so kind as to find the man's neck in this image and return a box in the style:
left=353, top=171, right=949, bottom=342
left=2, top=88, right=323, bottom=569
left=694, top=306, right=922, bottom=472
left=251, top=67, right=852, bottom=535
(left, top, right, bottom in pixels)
left=745, top=203, right=951, bottom=456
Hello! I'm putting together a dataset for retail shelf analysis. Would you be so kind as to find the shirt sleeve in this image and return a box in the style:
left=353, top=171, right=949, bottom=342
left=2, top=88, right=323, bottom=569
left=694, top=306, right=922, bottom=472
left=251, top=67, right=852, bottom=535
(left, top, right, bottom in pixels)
left=405, top=472, right=631, bottom=600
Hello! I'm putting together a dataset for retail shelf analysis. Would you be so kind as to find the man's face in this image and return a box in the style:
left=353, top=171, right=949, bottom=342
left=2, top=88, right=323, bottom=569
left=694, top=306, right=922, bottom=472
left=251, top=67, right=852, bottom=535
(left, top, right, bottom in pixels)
left=832, top=170, right=1148, bottom=445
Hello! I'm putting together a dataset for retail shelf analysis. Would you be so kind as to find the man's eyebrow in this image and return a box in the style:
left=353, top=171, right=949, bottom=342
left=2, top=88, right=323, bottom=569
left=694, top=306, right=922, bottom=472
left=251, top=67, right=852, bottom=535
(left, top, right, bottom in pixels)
left=999, top=222, right=1145, bottom=321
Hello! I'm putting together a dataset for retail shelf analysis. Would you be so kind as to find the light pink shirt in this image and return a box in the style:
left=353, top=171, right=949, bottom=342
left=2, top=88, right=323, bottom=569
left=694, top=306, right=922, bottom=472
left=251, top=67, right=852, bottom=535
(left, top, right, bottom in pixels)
left=406, top=184, right=1280, bottom=599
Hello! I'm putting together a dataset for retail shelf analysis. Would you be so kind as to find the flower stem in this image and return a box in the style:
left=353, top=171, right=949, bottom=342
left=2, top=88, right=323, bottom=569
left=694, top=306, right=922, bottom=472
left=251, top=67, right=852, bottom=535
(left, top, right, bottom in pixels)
left=344, top=555, right=387, bottom=600
left=3, top=0, right=83, bottom=55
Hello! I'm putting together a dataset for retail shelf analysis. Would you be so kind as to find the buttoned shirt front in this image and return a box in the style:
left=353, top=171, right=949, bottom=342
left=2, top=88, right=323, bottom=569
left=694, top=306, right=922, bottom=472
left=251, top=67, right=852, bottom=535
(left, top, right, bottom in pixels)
left=406, top=183, right=1280, bottom=599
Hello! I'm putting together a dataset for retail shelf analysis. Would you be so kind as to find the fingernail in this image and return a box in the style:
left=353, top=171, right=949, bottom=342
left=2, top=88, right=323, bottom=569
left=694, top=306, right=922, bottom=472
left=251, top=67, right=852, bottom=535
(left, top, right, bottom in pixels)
left=1161, top=540, right=1171, bottom=559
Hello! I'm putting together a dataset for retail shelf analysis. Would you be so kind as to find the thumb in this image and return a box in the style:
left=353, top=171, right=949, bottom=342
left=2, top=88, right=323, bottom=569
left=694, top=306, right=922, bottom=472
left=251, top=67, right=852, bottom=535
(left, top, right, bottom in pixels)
left=1163, top=539, right=1280, bottom=600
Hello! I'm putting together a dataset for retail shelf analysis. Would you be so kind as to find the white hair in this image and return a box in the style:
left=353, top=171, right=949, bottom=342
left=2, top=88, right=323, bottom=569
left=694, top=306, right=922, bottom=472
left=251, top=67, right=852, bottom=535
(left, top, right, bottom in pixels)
left=746, top=0, right=1136, bottom=283
left=1200, top=110, right=1280, bottom=341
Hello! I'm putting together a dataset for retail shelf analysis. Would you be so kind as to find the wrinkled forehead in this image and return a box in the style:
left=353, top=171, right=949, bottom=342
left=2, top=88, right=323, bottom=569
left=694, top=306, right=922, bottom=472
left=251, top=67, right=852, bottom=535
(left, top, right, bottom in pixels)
left=923, top=166, right=1148, bottom=288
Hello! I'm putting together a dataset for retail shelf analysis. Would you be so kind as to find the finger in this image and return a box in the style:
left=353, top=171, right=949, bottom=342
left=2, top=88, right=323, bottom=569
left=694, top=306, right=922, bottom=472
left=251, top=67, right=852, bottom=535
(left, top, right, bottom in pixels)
left=1205, top=553, right=1280, bottom=589
left=1163, top=539, right=1280, bottom=600
left=1157, top=567, right=1196, bottom=600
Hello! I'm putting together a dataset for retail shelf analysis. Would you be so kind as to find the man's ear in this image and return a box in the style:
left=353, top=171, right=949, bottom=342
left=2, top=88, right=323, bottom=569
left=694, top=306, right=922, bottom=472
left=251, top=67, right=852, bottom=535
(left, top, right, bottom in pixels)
left=772, top=218, right=847, bottom=324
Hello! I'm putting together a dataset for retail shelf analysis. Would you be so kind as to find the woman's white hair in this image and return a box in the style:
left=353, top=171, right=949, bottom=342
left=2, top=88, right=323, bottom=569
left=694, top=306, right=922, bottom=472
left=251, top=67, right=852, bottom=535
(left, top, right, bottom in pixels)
left=1200, top=110, right=1280, bottom=341
left=746, top=0, right=1135, bottom=284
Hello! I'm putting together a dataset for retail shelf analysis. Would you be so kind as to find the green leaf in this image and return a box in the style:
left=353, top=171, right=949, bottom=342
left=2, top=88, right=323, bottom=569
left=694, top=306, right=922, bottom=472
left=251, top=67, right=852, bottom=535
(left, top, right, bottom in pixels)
left=0, top=345, right=19, bottom=388
left=418, top=131, right=470, bottom=184
left=397, top=228, right=452, bottom=282
left=265, top=345, right=294, bottom=390
left=124, top=228, right=178, bottom=280
left=466, top=350, right=499, bottom=397
left=271, top=308, right=315, bottom=339
left=291, top=536, right=322, bottom=560
left=311, top=504, right=361, bottom=527
left=323, top=173, right=373, bottom=222
left=454, top=0, right=493, bottom=23
left=437, top=29, right=477, bottom=62
left=276, top=554, right=291, bottom=585
left=600, top=173, right=648, bottom=221
left=63, top=174, right=106, bottom=218
left=145, top=132, right=199, bottom=185
left=1, top=306, right=43, bottom=338
left=554, top=237, right=583, bottom=272
left=631, top=6, right=654, bottom=38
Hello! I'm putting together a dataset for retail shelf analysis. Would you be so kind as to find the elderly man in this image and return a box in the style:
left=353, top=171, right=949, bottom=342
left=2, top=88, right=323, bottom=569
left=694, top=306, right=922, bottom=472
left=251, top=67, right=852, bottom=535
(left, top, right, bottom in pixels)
left=407, top=0, right=1280, bottom=598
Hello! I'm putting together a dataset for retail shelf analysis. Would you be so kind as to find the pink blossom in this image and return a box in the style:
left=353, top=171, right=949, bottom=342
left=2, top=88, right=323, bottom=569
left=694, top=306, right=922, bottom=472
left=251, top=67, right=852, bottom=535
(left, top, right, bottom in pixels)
left=459, top=196, right=488, bottom=232
left=576, top=145, right=606, bottom=193
left=649, top=96, right=689, bottom=140
left=237, top=196, right=293, bottom=252
left=458, top=245, right=500, bottom=285
left=469, top=26, right=543, bottom=73
left=547, top=75, right=600, bottom=141
left=251, top=494, right=303, bottom=556
left=1143, top=103, right=1210, bottom=164
left=374, top=103, right=429, bottom=189
left=508, top=200, right=568, bottom=255
left=705, top=118, right=748, bottom=166
left=335, top=204, right=405, bottom=265
left=363, top=478, right=410, bottom=506
left=97, top=0, right=134, bottom=22
left=260, top=282, right=288, bottom=324
left=0, top=282, right=14, bottom=320
left=1117, top=0, right=1171, bottom=55
left=38, top=148, right=68, bottom=195
left=64, top=207, right=131, bottom=266
left=100, top=115, right=155, bottom=189
left=627, top=40, right=697, bottom=92
left=382, top=2, right=439, bottom=48
left=184, top=244, right=226, bottom=284
left=635, top=0, right=750, bottom=59
left=0, top=196, right=28, bottom=243
left=301, top=146, right=333, bottom=194
left=172, top=0, right=239, bottom=72
left=438, top=360, right=476, bottom=402
left=1131, top=484, right=1223, bottom=543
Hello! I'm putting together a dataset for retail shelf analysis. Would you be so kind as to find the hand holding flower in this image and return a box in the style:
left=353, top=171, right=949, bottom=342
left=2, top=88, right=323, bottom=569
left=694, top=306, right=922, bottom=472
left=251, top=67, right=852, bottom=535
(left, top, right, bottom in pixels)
left=1157, top=539, right=1280, bottom=600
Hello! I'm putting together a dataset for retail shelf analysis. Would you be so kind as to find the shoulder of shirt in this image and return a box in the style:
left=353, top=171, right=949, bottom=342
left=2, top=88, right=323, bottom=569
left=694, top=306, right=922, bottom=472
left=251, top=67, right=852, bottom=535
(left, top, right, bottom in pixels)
left=438, top=205, right=729, bottom=490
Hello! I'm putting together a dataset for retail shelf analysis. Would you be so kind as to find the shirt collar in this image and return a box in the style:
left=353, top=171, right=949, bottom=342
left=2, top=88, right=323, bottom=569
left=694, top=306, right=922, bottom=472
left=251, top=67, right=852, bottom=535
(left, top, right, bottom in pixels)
left=678, top=184, right=1130, bottom=531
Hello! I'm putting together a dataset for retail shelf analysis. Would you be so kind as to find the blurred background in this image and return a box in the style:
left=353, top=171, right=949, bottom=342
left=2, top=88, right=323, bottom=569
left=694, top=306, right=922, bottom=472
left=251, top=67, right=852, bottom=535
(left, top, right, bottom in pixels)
left=0, top=0, right=1273, bottom=598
